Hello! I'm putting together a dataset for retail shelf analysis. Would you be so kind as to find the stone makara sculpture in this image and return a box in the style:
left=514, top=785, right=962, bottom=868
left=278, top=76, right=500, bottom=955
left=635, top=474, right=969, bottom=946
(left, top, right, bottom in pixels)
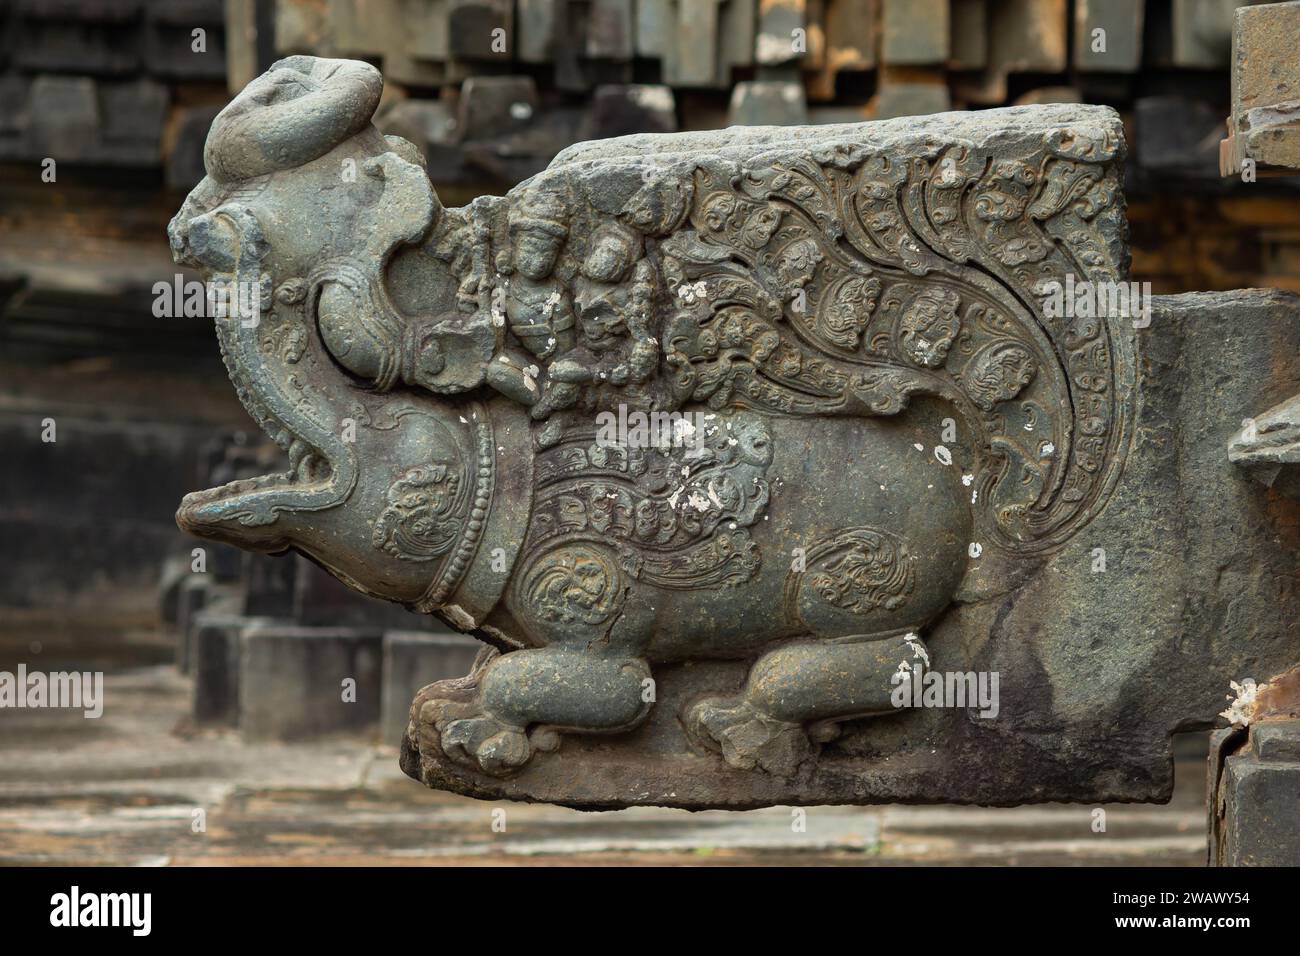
left=172, top=55, right=1157, bottom=809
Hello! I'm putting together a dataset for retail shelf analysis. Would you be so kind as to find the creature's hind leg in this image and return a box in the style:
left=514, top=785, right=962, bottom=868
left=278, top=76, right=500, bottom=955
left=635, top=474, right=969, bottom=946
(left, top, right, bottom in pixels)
left=684, top=631, right=921, bottom=775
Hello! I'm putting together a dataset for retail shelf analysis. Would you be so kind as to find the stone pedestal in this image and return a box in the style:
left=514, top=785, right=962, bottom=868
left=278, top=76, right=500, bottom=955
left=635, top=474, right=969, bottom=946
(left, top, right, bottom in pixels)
left=238, top=625, right=383, bottom=741
left=1211, top=719, right=1300, bottom=866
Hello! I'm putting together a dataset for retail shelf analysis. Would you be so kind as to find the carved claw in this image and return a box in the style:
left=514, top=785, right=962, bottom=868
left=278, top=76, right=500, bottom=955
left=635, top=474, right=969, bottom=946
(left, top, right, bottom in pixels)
left=411, top=646, right=532, bottom=777
left=684, top=696, right=812, bottom=776
left=440, top=715, right=532, bottom=775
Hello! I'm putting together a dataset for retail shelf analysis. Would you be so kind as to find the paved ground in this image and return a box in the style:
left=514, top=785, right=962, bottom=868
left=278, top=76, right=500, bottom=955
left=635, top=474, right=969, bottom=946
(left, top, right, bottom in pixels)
left=0, top=654, right=1210, bottom=866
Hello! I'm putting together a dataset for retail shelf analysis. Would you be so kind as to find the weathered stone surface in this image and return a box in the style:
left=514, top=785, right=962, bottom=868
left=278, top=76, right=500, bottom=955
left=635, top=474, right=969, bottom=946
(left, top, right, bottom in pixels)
left=989, top=0, right=1067, bottom=74
left=170, top=56, right=1299, bottom=811
left=755, top=0, right=805, bottom=67
left=1, top=74, right=169, bottom=167
left=192, top=614, right=247, bottom=725
left=1173, top=0, right=1243, bottom=69
left=948, top=0, right=988, bottom=70
left=807, top=0, right=878, bottom=99
left=173, top=575, right=213, bottom=673
left=456, top=76, right=539, bottom=141
left=1222, top=0, right=1300, bottom=175
left=166, top=105, right=222, bottom=191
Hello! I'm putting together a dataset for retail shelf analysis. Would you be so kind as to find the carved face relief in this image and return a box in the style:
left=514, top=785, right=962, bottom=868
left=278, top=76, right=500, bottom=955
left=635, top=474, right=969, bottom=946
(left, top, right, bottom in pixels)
left=963, top=341, right=1039, bottom=411
left=521, top=543, right=626, bottom=628
left=809, top=529, right=916, bottom=614
left=818, top=275, right=881, bottom=350
left=513, top=229, right=562, bottom=279
left=372, top=463, right=463, bottom=562
left=897, top=288, right=962, bottom=369
left=582, top=225, right=638, bottom=283
left=776, top=238, right=824, bottom=297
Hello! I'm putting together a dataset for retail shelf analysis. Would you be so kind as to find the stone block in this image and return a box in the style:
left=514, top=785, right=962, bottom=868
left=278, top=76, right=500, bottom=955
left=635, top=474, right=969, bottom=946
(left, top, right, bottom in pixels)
left=381, top=630, right=482, bottom=744
left=173, top=574, right=211, bottom=673
left=27, top=76, right=101, bottom=163
left=447, top=0, right=512, bottom=61
left=517, top=0, right=559, bottom=63
left=1213, top=718, right=1300, bottom=865
left=989, top=0, right=1067, bottom=74
left=401, top=0, right=451, bottom=62
left=586, top=0, right=634, bottom=60
left=719, top=0, right=758, bottom=75
left=375, top=99, right=471, bottom=182
left=1074, top=0, right=1145, bottom=72
left=949, top=0, right=987, bottom=70
left=874, top=82, right=951, bottom=119
left=755, top=0, right=805, bottom=66
left=292, top=555, right=429, bottom=628
left=1222, top=0, right=1300, bottom=174
left=1173, top=0, right=1241, bottom=69
left=275, top=0, right=333, bottom=55
left=166, top=105, right=222, bottom=191
left=1135, top=95, right=1222, bottom=177
left=241, top=551, right=297, bottom=618
left=664, top=0, right=727, bottom=85
left=181, top=590, right=240, bottom=677
left=807, top=0, right=878, bottom=100
left=98, top=78, right=169, bottom=165
left=882, top=0, right=948, bottom=65
left=727, top=80, right=808, bottom=126
left=456, top=76, right=538, bottom=141
left=143, top=0, right=226, bottom=80
left=1013, top=85, right=1082, bottom=105
left=238, top=624, right=383, bottom=741
left=588, top=84, right=677, bottom=138
left=12, top=0, right=143, bottom=76
left=192, top=614, right=248, bottom=725
left=635, top=0, right=670, bottom=57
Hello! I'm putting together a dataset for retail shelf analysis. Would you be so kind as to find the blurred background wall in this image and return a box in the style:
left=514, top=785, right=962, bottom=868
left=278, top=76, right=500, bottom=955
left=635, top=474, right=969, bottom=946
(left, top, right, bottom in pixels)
left=0, top=0, right=1294, bottom=633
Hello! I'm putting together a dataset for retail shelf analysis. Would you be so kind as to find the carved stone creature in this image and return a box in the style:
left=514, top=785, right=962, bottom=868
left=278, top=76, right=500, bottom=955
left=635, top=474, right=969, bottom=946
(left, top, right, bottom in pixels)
left=171, top=57, right=1133, bottom=805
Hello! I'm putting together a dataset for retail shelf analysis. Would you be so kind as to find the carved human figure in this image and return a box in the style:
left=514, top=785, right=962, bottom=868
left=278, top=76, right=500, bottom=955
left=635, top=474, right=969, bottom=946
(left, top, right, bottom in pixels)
left=538, top=221, right=660, bottom=416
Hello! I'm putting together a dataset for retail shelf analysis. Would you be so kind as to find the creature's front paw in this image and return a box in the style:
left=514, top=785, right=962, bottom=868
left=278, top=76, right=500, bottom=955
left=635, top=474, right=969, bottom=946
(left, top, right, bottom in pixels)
left=439, top=715, right=532, bottom=775
left=684, top=696, right=812, bottom=776
left=410, top=647, right=532, bottom=776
